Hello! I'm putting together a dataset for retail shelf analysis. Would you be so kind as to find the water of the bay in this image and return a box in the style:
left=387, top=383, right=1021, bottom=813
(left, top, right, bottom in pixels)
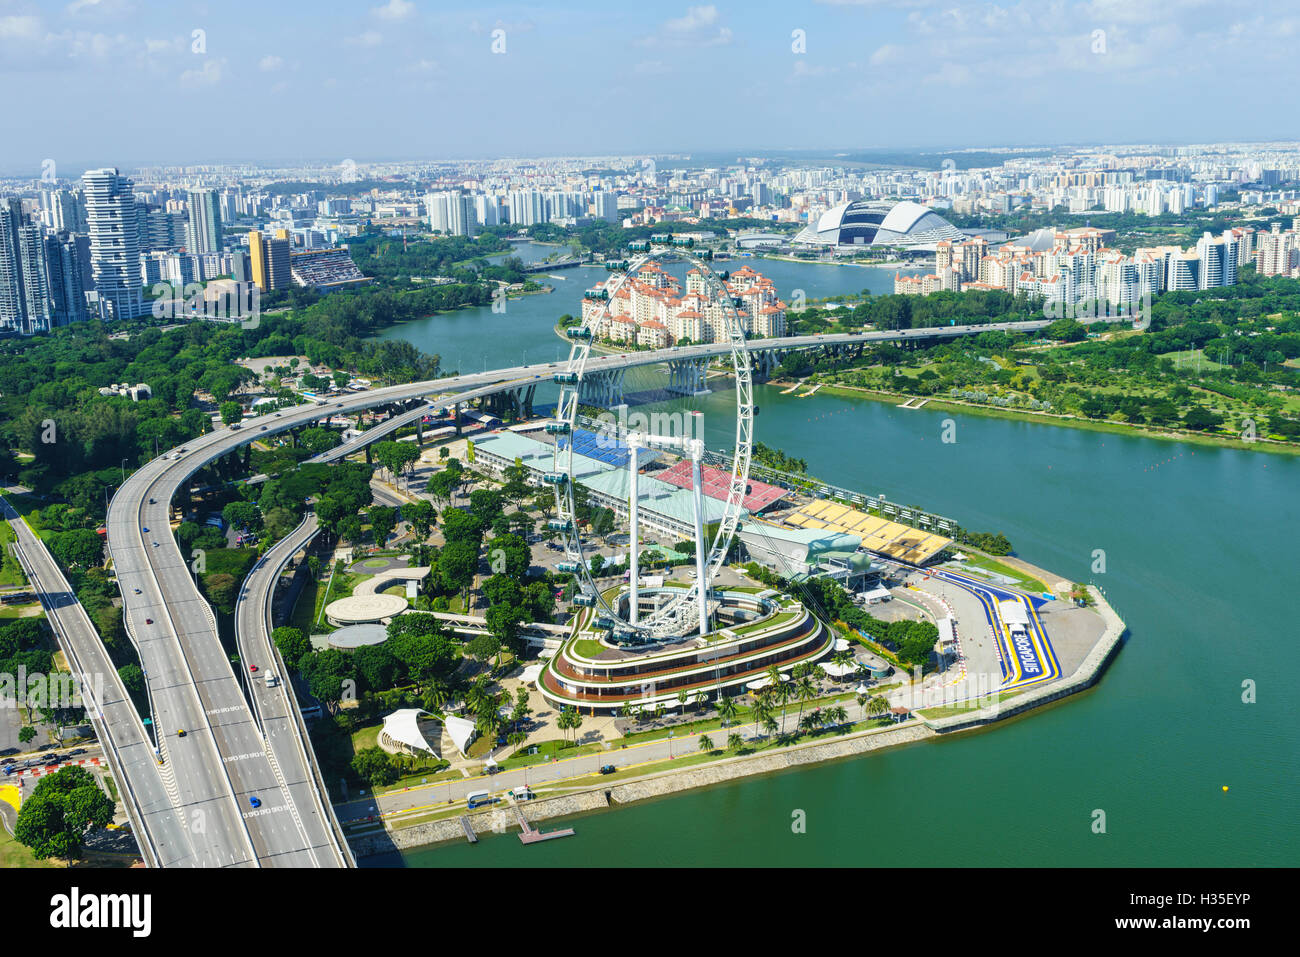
left=376, top=243, right=1299, bottom=866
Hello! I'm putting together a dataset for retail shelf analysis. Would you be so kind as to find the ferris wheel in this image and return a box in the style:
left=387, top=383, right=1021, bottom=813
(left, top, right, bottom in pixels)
left=545, top=246, right=754, bottom=642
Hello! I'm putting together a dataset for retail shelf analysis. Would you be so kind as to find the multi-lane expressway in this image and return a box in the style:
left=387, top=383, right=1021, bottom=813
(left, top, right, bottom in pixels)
left=103, top=319, right=1055, bottom=866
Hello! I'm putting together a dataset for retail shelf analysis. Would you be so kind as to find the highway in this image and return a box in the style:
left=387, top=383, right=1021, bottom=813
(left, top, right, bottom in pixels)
left=0, top=497, right=186, bottom=866
left=103, top=319, right=1053, bottom=866
left=233, top=513, right=355, bottom=865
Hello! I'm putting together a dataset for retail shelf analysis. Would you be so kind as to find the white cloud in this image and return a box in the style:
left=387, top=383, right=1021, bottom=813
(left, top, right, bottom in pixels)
left=347, top=30, right=383, bottom=47
left=259, top=54, right=284, bottom=71
left=373, top=0, right=415, bottom=21
left=666, top=5, right=718, bottom=32
left=0, top=15, right=41, bottom=39
left=179, top=56, right=225, bottom=87
left=644, top=5, right=732, bottom=47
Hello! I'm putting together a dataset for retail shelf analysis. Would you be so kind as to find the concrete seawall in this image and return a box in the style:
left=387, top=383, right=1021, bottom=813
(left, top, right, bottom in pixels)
left=349, top=790, right=611, bottom=857
left=921, top=585, right=1126, bottom=733
left=354, top=722, right=935, bottom=858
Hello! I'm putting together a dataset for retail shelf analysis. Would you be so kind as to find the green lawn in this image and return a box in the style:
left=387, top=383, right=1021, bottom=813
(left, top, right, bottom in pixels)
left=0, top=822, right=62, bottom=869
left=951, top=552, right=1049, bottom=593
left=0, top=521, right=28, bottom=588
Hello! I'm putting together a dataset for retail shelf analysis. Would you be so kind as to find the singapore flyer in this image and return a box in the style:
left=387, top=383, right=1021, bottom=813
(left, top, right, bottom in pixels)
left=546, top=243, right=754, bottom=642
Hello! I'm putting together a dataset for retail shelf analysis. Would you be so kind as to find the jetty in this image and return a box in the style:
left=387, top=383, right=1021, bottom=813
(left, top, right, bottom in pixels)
left=515, top=804, right=575, bottom=845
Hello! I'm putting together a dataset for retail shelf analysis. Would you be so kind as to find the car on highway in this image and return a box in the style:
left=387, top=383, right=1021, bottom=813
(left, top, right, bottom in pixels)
left=133, top=588, right=141, bottom=594
left=3, top=766, right=18, bottom=776
left=249, top=664, right=258, bottom=673
left=148, top=498, right=155, bottom=504
left=176, top=729, right=186, bottom=737
left=248, top=795, right=261, bottom=809
left=144, top=618, right=153, bottom=624
left=44, top=759, right=60, bottom=769
left=260, top=426, right=267, bottom=431
left=598, top=764, right=616, bottom=775
left=68, top=748, right=86, bottom=756
left=142, top=526, right=149, bottom=533
left=151, top=541, right=159, bottom=548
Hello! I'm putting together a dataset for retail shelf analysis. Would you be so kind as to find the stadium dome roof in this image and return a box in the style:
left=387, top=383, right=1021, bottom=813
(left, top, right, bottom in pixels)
left=795, top=200, right=966, bottom=250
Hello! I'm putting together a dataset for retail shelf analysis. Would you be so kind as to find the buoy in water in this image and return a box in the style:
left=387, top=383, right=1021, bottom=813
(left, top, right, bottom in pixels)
left=1222, top=786, right=1229, bottom=792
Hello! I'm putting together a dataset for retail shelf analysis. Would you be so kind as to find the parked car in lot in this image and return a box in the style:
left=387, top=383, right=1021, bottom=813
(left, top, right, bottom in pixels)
left=68, top=748, right=87, bottom=756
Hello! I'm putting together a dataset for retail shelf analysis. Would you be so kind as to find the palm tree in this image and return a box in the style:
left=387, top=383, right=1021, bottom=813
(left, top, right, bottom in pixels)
left=693, top=690, right=709, bottom=713
left=794, top=676, right=817, bottom=729
left=618, top=702, right=632, bottom=720
left=751, top=698, right=774, bottom=739
left=727, top=732, right=745, bottom=752
left=867, top=696, right=889, bottom=720
left=697, top=734, right=715, bottom=754
left=776, top=679, right=795, bottom=736
left=653, top=702, right=666, bottom=722
left=716, top=694, right=738, bottom=729
left=676, top=689, right=688, bottom=718
left=826, top=705, right=849, bottom=728
left=760, top=715, right=779, bottom=739
left=798, top=710, right=820, bottom=737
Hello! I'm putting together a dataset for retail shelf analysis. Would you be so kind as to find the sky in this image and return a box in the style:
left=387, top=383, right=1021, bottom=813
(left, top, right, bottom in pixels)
left=2, top=0, right=1298, bottom=173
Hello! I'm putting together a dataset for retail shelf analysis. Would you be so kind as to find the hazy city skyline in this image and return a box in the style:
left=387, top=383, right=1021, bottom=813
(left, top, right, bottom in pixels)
left=3, top=0, right=1298, bottom=172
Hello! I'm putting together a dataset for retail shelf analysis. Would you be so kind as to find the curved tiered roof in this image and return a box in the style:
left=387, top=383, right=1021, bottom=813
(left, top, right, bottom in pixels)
left=795, top=200, right=966, bottom=250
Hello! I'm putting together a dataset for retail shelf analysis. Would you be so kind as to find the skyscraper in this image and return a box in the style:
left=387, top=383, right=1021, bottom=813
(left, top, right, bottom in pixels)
left=187, top=188, right=224, bottom=254
left=44, top=231, right=88, bottom=327
left=0, top=198, right=27, bottom=332
left=82, top=167, right=144, bottom=320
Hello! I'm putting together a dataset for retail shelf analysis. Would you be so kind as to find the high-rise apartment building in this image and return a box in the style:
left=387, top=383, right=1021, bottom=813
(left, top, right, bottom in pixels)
left=247, top=229, right=291, bottom=292
left=82, top=167, right=145, bottom=320
left=186, top=188, right=224, bottom=254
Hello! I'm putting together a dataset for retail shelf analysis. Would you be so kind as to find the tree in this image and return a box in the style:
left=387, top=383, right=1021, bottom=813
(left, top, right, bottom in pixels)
left=272, top=626, right=310, bottom=671
left=466, top=633, right=501, bottom=664
left=18, top=725, right=35, bottom=745
left=219, top=400, right=243, bottom=426
left=368, top=505, right=397, bottom=545
left=867, top=696, right=889, bottom=720
left=716, top=694, right=738, bottom=728
left=676, top=689, right=688, bottom=717
left=697, top=734, right=715, bottom=754
left=351, top=747, right=398, bottom=787
left=49, top=529, right=104, bottom=569
left=404, top=500, right=435, bottom=540
left=486, top=532, right=531, bottom=581
left=438, top=540, right=478, bottom=595
left=1184, top=405, right=1224, bottom=432
left=351, top=644, right=399, bottom=693
left=14, top=765, right=114, bottom=861
left=222, top=500, right=262, bottom=533
left=727, top=732, right=745, bottom=752
left=299, top=426, right=340, bottom=456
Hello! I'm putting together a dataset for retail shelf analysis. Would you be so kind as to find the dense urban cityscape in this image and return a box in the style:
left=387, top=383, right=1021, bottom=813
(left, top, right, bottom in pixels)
left=0, top=0, right=1289, bottom=938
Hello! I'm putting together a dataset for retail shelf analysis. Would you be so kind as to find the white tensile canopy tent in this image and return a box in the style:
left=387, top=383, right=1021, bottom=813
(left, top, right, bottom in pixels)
left=379, top=709, right=440, bottom=758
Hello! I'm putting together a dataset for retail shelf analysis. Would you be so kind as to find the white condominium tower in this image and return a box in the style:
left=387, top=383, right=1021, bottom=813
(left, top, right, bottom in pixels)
left=82, top=167, right=144, bottom=320
left=186, top=188, right=224, bottom=254
left=424, top=190, right=476, bottom=236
